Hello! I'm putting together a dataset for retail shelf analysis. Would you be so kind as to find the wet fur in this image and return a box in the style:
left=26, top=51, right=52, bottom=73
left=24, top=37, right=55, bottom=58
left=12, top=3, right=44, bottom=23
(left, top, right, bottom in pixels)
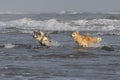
left=72, top=31, right=102, bottom=47
left=33, top=31, right=51, bottom=46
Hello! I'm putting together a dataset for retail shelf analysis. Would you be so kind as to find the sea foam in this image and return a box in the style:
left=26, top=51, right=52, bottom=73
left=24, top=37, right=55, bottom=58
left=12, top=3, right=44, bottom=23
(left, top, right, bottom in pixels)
left=0, top=18, right=120, bottom=33
left=51, top=40, right=60, bottom=47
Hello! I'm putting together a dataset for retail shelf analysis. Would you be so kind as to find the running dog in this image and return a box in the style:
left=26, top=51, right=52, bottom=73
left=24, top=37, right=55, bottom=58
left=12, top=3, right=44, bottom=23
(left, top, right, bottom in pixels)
left=72, top=31, right=102, bottom=47
left=33, top=31, right=52, bottom=46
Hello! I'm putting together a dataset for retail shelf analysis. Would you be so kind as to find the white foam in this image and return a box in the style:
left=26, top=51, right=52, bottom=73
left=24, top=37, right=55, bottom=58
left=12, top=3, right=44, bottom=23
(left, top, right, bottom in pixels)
left=105, top=11, right=120, bottom=14
left=90, top=43, right=103, bottom=48
left=4, top=43, right=15, bottom=49
left=51, top=40, right=60, bottom=47
left=0, top=18, right=120, bottom=32
left=90, top=40, right=112, bottom=48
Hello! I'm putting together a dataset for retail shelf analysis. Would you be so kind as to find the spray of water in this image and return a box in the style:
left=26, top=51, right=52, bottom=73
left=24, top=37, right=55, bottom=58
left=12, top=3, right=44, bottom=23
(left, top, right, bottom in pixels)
left=4, top=43, right=15, bottom=49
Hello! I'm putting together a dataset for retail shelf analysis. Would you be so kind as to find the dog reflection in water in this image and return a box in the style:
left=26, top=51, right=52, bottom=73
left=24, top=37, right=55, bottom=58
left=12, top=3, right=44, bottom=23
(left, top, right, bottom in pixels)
left=72, top=31, right=102, bottom=48
left=33, top=31, right=52, bottom=47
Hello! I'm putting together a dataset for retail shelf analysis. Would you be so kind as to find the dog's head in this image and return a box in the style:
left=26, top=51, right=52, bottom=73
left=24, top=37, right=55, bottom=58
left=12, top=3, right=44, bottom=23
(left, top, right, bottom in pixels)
left=33, top=31, right=44, bottom=41
left=72, top=31, right=79, bottom=38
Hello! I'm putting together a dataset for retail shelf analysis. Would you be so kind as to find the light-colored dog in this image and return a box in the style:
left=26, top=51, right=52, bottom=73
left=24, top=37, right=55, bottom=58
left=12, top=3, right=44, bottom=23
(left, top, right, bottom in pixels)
left=33, top=31, right=52, bottom=46
left=72, top=31, right=102, bottom=47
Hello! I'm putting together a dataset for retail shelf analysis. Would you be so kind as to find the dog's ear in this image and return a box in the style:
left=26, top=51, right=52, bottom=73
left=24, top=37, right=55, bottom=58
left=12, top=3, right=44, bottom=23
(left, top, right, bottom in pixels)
left=75, top=31, right=79, bottom=34
left=37, top=32, right=42, bottom=36
left=33, top=31, right=41, bottom=36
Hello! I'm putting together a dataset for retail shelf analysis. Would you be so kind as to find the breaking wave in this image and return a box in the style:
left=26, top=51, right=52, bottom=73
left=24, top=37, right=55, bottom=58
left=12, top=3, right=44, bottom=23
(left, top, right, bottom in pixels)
left=0, top=18, right=120, bottom=35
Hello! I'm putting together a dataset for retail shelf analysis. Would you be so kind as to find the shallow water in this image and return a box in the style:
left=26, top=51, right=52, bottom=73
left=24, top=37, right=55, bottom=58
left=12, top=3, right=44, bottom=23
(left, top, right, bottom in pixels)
left=0, top=12, right=120, bottom=80
left=0, top=32, right=120, bottom=80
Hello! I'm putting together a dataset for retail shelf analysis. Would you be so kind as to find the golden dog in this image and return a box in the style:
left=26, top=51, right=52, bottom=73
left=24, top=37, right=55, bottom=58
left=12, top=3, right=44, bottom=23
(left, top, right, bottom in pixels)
left=72, top=31, right=102, bottom=47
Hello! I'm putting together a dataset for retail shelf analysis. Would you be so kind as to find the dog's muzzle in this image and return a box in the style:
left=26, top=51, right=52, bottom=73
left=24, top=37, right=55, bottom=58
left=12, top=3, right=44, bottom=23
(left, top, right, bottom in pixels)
left=72, top=34, right=75, bottom=37
left=33, top=35, right=37, bottom=39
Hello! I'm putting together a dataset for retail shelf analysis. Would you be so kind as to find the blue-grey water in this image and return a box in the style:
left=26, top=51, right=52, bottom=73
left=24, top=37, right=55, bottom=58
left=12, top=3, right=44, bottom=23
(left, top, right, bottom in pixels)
left=0, top=12, right=120, bottom=80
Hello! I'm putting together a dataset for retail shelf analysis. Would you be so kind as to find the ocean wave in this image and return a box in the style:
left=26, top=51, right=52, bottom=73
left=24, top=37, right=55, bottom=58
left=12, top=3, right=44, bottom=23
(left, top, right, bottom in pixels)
left=59, top=11, right=79, bottom=14
left=0, top=18, right=120, bottom=33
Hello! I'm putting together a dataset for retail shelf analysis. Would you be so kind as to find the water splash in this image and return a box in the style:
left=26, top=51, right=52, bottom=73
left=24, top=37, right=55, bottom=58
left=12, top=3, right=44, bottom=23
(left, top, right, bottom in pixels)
left=4, top=43, right=15, bottom=49
left=51, top=40, right=60, bottom=47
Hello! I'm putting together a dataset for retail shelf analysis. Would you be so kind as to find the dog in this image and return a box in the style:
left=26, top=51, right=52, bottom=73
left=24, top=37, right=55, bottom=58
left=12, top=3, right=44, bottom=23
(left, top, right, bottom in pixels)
left=72, top=31, right=102, bottom=47
left=33, top=31, right=52, bottom=46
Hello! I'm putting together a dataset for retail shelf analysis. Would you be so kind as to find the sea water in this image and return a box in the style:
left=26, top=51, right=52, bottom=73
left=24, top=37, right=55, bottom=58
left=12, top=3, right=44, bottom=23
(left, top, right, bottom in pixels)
left=0, top=12, right=120, bottom=80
